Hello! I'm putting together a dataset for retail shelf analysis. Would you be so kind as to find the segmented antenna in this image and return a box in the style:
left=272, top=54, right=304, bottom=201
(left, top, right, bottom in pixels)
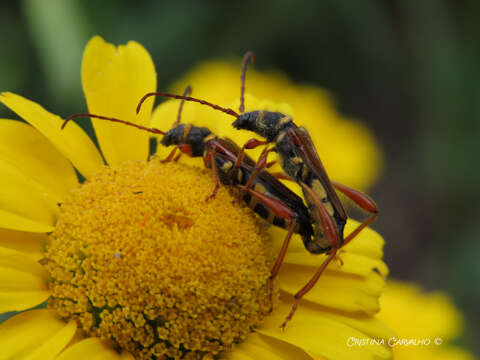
left=61, top=113, right=166, bottom=135
left=239, top=51, right=255, bottom=114
left=173, top=85, right=193, bottom=127
left=136, top=92, right=239, bottom=118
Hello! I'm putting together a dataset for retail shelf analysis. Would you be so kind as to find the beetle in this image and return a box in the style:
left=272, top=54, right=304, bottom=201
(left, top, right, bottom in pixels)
left=61, top=87, right=316, bottom=310
left=135, top=53, right=379, bottom=328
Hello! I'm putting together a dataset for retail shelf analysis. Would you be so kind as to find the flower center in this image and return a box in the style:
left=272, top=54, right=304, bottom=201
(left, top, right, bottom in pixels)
left=43, top=160, right=272, bottom=359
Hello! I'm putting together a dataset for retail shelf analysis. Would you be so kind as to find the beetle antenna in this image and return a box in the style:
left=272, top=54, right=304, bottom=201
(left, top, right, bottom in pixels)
left=61, top=113, right=166, bottom=135
left=173, top=85, right=193, bottom=127
left=136, top=92, right=239, bottom=118
left=239, top=51, right=255, bottom=114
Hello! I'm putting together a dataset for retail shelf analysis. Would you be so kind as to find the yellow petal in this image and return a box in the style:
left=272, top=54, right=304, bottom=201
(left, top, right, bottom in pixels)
left=0, top=228, right=44, bottom=261
left=0, top=309, right=76, bottom=360
left=378, top=281, right=464, bottom=341
left=0, top=158, right=58, bottom=231
left=392, top=346, right=476, bottom=360
left=0, top=119, right=78, bottom=202
left=280, top=250, right=388, bottom=278
left=342, top=221, right=385, bottom=259
left=0, top=209, right=54, bottom=233
left=227, top=333, right=313, bottom=360
left=82, top=36, right=156, bottom=166
left=271, top=220, right=384, bottom=260
left=0, top=93, right=104, bottom=179
left=224, top=351, right=253, bottom=360
left=56, top=338, right=134, bottom=360
left=278, top=264, right=383, bottom=315
left=299, top=302, right=396, bottom=341
left=23, top=320, right=76, bottom=360
left=0, top=246, right=50, bottom=312
left=257, top=302, right=392, bottom=360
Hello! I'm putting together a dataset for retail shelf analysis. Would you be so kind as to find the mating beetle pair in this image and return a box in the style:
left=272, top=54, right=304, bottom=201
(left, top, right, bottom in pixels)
left=63, top=52, right=378, bottom=328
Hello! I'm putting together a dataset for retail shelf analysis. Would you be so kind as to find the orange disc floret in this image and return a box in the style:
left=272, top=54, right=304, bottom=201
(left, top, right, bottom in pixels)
left=42, top=160, right=273, bottom=359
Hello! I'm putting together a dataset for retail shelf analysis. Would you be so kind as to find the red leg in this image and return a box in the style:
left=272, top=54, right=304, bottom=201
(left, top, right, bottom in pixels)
left=278, top=182, right=341, bottom=328
left=268, top=220, right=296, bottom=312
left=270, top=172, right=295, bottom=182
left=160, top=147, right=178, bottom=163
left=205, top=145, right=221, bottom=202
left=266, top=160, right=276, bottom=168
left=162, top=144, right=192, bottom=163
left=332, top=181, right=378, bottom=246
left=232, top=138, right=270, bottom=174
left=281, top=249, right=337, bottom=330
left=238, top=185, right=296, bottom=220
left=236, top=185, right=297, bottom=312
left=343, top=213, right=377, bottom=246
left=234, top=145, right=276, bottom=203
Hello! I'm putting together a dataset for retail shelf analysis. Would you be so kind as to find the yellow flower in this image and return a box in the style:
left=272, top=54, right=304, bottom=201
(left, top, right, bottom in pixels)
left=377, top=281, right=474, bottom=360
left=0, top=36, right=392, bottom=359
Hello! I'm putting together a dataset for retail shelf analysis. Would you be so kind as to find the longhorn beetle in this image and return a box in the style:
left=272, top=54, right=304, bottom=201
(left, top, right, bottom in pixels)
left=61, top=86, right=316, bottom=312
left=135, top=53, right=379, bottom=329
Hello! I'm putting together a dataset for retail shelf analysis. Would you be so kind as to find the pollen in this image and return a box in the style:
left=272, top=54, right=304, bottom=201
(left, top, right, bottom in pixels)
left=42, top=160, right=273, bottom=359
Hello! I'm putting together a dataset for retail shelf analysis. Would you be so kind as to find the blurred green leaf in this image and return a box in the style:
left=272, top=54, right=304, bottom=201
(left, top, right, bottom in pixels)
left=22, top=0, right=90, bottom=111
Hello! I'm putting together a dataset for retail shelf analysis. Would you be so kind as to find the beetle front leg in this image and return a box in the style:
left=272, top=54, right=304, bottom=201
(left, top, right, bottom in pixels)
left=231, top=138, right=270, bottom=193
left=162, top=144, right=192, bottom=163
left=234, top=144, right=276, bottom=203
left=160, top=146, right=178, bottom=163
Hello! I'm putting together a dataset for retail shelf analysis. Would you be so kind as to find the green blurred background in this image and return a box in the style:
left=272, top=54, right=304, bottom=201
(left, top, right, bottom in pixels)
left=1, top=0, right=478, bottom=355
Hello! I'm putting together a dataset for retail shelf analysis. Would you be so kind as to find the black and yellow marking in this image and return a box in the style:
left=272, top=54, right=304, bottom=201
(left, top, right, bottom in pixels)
left=203, top=133, right=216, bottom=143
left=182, top=123, right=191, bottom=141
left=221, top=161, right=233, bottom=173
left=279, top=116, right=292, bottom=126
left=256, top=110, right=265, bottom=126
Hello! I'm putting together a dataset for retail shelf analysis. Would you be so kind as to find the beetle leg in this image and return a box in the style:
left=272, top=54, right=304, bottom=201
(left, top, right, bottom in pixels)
left=268, top=220, right=296, bottom=312
left=248, top=144, right=273, bottom=182
left=173, top=153, right=182, bottom=162
left=205, top=145, right=221, bottom=202
left=270, top=172, right=295, bottom=182
left=266, top=160, right=277, bottom=168
left=279, top=182, right=340, bottom=328
left=233, top=138, right=270, bottom=174
left=237, top=185, right=297, bottom=312
left=334, top=250, right=344, bottom=266
left=332, top=181, right=378, bottom=246
left=162, top=144, right=192, bottom=163
left=231, top=142, right=250, bottom=184
left=281, top=249, right=338, bottom=330
left=160, top=147, right=178, bottom=163
left=234, top=145, right=276, bottom=203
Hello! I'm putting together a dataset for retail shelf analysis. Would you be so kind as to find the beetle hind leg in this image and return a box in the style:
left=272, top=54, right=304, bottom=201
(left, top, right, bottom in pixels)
left=332, top=181, right=378, bottom=246
left=281, top=249, right=338, bottom=330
